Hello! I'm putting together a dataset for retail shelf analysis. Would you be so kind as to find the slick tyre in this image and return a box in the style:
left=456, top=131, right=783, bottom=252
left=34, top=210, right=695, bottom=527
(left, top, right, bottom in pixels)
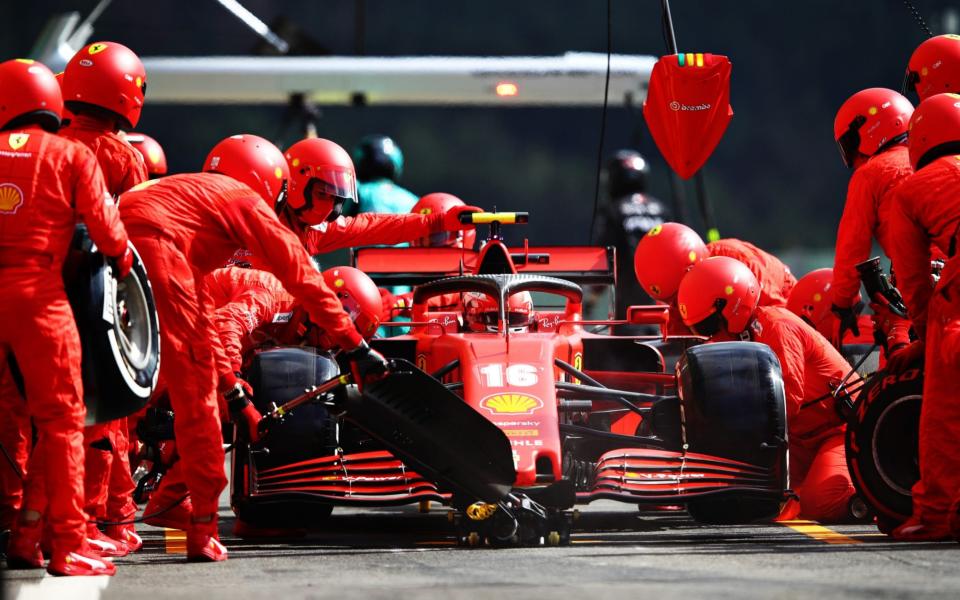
left=65, top=227, right=160, bottom=425
left=845, top=366, right=923, bottom=525
left=678, top=342, right=787, bottom=524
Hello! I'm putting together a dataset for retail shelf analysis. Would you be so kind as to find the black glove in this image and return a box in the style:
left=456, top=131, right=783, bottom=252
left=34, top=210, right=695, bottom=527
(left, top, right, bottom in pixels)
left=346, top=340, right=390, bottom=386
left=831, top=301, right=863, bottom=346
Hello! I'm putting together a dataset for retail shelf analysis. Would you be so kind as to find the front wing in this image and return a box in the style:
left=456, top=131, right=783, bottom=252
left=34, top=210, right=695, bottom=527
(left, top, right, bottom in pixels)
left=581, top=448, right=784, bottom=504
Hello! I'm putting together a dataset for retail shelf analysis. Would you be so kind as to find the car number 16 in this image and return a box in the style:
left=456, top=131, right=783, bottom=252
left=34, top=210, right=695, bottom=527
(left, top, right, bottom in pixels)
left=479, top=363, right=539, bottom=387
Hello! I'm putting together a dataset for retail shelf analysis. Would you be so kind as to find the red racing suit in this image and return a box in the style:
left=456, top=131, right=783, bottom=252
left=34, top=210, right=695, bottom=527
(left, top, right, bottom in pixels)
left=60, top=114, right=148, bottom=197
left=207, top=268, right=298, bottom=375
left=888, top=155, right=960, bottom=535
left=707, top=238, right=796, bottom=307
left=118, top=172, right=366, bottom=523
left=228, top=212, right=446, bottom=269
left=747, top=306, right=856, bottom=522
left=0, top=360, right=28, bottom=530
left=832, top=145, right=914, bottom=351
left=0, top=126, right=128, bottom=555
left=62, top=112, right=148, bottom=526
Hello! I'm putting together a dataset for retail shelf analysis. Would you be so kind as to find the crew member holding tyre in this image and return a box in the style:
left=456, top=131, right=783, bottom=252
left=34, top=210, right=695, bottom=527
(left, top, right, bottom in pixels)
left=60, top=40, right=150, bottom=554
left=60, top=42, right=148, bottom=197
left=633, top=222, right=795, bottom=334
left=0, top=58, right=131, bottom=576
left=677, top=257, right=858, bottom=522
left=830, top=88, right=915, bottom=353
left=117, top=135, right=394, bottom=562
left=885, top=93, right=960, bottom=541
left=224, top=137, right=479, bottom=270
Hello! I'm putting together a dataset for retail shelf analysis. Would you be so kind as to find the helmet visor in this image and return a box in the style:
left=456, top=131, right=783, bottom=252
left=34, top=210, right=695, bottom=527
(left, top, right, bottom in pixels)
left=836, top=116, right=865, bottom=168
left=902, top=69, right=919, bottom=96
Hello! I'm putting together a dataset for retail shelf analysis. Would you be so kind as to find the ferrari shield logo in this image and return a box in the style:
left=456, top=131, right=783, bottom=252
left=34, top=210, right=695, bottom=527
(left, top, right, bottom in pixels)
left=8, top=133, right=29, bottom=150
left=480, top=393, right=544, bottom=415
left=0, top=183, right=25, bottom=214
left=88, top=43, right=109, bottom=55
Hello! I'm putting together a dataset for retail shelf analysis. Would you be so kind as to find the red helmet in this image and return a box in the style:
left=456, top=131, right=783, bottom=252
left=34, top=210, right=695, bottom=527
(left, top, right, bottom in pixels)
left=62, top=41, right=146, bottom=129
left=0, top=59, right=63, bottom=132
left=787, top=268, right=839, bottom=326
left=907, top=93, right=960, bottom=170
left=464, top=291, right=533, bottom=333
left=125, top=132, right=167, bottom=177
left=203, top=134, right=290, bottom=207
left=321, top=266, right=383, bottom=341
left=411, top=193, right=477, bottom=249
left=834, top=88, right=913, bottom=168
left=677, top=256, right=760, bottom=336
left=905, top=34, right=960, bottom=101
left=283, top=138, right=357, bottom=226
left=633, top=222, right=707, bottom=301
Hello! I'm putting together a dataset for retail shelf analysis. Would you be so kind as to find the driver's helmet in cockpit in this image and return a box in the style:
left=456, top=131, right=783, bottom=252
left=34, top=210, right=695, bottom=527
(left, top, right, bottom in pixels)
left=463, top=291, right=534, bottom=333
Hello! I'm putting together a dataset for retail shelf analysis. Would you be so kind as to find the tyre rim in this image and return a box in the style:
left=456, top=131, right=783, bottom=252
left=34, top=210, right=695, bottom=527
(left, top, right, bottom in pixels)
left=115, top=273, right=152, bottom=371
left=871, top=394, right=922, bottom=497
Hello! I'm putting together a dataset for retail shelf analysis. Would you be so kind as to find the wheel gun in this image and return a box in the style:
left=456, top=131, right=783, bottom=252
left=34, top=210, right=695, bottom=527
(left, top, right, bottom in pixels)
left=856, top=257, right=908, bottom=318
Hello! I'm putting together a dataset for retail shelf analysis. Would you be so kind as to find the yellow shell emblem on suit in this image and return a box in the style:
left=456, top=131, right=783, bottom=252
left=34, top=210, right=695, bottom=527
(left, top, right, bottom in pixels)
left=480, top=393, right=543, bottom=415
left=0, top=183, right=25, bottom=214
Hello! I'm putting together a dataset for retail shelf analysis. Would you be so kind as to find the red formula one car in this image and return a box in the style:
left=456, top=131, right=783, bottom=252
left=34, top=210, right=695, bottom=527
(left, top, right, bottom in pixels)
left=231, top=213, right=789, bottom=544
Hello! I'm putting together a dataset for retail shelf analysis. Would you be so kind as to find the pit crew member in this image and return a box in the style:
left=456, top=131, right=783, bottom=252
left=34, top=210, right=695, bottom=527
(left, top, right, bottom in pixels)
left=677, top=257, right=858, bottom=522
left=830, top=87, right=915, bottom=351
left=117, top=135, right=391, bottom=562
left=60, top=40, right=149, bottom=553
left=885, top=93, right=960, bottom=541
left=0, top=58, right=130, bottom=576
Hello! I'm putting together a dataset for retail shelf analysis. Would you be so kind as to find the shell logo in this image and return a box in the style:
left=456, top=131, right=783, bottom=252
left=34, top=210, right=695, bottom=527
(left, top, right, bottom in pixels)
left=147, top=147, right=162, bottom=165
left=0, top=183, right=24, bottom=214
left=480, top=393, right=543, bottom=415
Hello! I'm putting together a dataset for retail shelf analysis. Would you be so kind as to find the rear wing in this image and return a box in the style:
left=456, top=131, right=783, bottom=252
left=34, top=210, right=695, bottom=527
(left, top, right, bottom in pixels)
left=351, top=245, right=616, bottom=287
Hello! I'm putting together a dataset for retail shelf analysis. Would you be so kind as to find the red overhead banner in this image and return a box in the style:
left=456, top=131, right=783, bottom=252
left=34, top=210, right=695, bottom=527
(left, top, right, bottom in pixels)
left=643, top=52, right=733, bottom=179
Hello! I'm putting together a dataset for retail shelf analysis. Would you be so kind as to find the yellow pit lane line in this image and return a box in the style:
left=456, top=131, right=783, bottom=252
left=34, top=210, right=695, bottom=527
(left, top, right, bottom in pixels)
left=164, top=528, right=187, bottom=554
left=779, top=520, right=863, bottom=544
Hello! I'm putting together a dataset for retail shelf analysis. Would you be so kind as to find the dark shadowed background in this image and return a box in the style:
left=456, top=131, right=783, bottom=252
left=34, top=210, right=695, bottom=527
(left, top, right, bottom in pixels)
left=3, top=1, right=957, bottom=269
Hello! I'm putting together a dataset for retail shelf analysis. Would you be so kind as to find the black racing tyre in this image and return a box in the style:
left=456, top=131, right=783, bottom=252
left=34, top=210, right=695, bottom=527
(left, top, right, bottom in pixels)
left=231, top=347, right=339, bottom=527
left=678, top=342, right=788, bottom=524
left=845, top=366, right=923, bottom=524
left=65, top=227, right=160, bottom=425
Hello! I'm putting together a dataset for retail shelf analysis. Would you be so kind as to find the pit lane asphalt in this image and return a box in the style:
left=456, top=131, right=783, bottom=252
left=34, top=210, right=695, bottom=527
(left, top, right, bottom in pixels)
left=6, top=499, right=960, bottom=600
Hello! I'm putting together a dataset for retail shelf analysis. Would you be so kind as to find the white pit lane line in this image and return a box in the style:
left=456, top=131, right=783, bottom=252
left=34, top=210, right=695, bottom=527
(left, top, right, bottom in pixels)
left=14, top=574, right=110, bottom=600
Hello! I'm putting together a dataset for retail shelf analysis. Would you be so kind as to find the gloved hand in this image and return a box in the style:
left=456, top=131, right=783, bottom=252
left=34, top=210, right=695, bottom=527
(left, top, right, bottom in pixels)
left=885, top=339, right=925, bottom=373
left=346, top=340, right=390, bottom=387
left=223, top=372, right=261, bottom=442
left=110, top=245, right=134, bottom=280
left=831, top=301, right=863, bottom=346
left=232, top=399, right=262, bottom=443
left=218, top=371, right=253, bottom=398
left=870, top=301, right=912, bottom=355
left=440, top=205, right=483, bottom=232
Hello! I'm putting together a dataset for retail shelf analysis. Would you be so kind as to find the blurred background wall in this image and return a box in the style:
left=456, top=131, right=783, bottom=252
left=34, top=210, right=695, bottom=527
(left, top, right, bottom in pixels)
left=4, top=1, right=958, bottom=274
